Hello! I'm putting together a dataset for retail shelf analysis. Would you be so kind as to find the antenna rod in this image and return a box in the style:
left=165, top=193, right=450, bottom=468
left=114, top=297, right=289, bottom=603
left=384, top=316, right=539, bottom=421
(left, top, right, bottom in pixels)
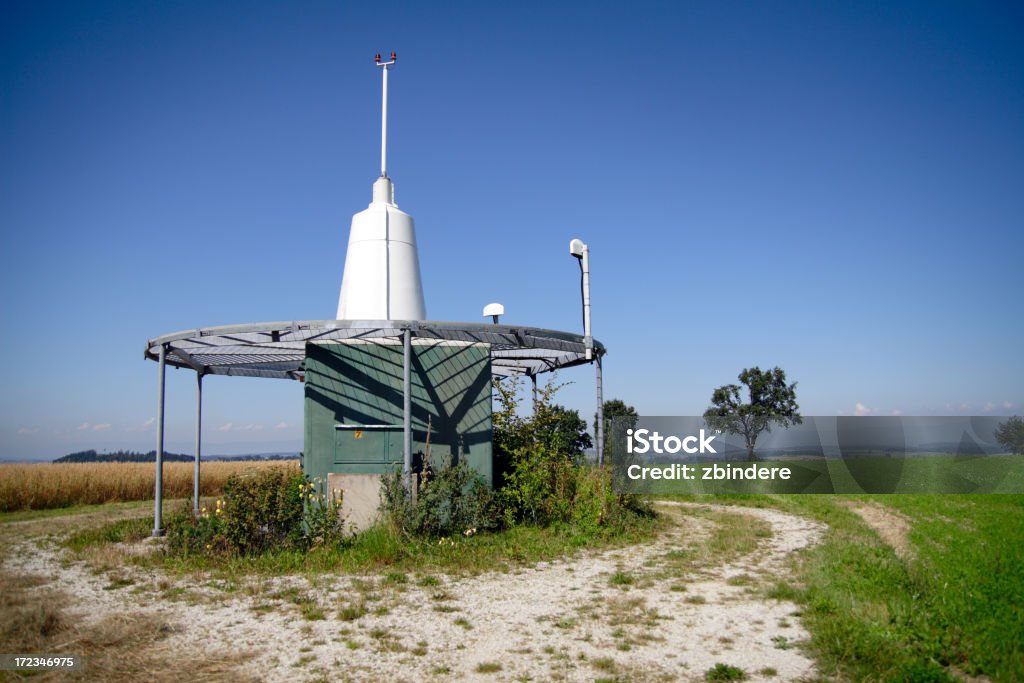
left=376, top=52, right=396, bottom=177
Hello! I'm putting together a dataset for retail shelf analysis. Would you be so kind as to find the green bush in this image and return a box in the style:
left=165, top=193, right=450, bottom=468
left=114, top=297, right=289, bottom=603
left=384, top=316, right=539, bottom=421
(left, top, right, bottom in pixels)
left=499, top=442, right=577, bottom=525
left=379, top=376, right=651, bottom=539
left=494, top=375, right=651, bottom=531
left=380, top=457, right=498, bottom=537
left=166, top=467, right=345, bottom=556
left=494, top=376, right=581, bottom=526
left=221, top=468, right=305, bottom=554
left=165, top=503, right=226, bottom=556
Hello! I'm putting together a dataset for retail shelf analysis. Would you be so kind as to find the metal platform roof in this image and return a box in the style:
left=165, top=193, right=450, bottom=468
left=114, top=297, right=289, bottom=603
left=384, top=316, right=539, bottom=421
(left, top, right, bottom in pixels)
left=144, top=320, right=605, bottom=380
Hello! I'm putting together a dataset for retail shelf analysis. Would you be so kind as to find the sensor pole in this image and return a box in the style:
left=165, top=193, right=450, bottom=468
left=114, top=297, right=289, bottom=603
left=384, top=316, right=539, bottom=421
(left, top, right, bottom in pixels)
left=376, top=52, right=396, bottom=177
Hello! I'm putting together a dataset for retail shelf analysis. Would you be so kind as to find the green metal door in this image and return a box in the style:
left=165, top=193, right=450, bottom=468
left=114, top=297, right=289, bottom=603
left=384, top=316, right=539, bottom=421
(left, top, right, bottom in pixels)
left=334, top=425, right=402, bottom=465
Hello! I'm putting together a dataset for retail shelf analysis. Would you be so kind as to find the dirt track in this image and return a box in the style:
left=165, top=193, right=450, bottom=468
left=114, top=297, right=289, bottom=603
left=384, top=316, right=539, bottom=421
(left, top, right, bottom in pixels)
left=2, top=502, right=826, bottom=682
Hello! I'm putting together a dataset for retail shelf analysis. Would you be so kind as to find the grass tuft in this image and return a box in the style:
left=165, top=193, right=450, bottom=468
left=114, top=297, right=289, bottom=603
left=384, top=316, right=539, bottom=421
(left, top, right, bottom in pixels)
left=608, top=570, right=634, bottom=587
left=705, top=662, right=747, bottom=681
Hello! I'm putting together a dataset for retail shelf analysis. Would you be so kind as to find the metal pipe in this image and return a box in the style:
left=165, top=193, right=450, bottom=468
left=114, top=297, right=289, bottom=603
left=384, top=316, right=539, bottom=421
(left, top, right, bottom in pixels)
left=153, top=344, right=167, bottom=537
left=582, top=244, right=592, bottom=360
left=380, top=63, right=389, bottom=177
left=384, top=191, right=391, bottom=318
left=596, top=354, right=605, bottom=467
left=402, top=327, right=412, bottom=495
left=193, top=372, right=203, bottom=515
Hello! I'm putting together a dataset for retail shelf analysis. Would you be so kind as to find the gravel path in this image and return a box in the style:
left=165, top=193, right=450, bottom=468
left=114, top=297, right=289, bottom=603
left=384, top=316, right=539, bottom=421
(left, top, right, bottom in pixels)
left=3, top=502, right=826, bottom=682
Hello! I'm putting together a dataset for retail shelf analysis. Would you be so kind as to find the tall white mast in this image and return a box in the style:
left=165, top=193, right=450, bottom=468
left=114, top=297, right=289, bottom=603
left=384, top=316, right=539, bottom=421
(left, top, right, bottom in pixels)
left=336, top=52, right=426, bottom=321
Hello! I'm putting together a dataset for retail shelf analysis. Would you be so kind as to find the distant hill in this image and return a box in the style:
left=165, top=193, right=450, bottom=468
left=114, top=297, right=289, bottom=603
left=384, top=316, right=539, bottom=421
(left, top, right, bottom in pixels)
left=54, top=449, right=192, bottom=463
left=52, top=449, right=300, bottom=463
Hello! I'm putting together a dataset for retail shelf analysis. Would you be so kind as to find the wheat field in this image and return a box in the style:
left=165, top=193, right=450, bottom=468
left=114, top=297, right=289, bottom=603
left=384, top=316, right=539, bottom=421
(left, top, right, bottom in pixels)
left=0, top=460, right=300, bottom=512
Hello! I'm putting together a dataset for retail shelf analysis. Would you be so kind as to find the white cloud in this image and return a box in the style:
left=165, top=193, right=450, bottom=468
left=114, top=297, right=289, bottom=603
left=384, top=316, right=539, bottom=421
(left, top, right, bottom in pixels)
left=959, top=403, right=971, bottom=411
left=854, top=402, right=875, bottom=416
left=983, top=402, right=995, bottom=412
left=218, top=423, right=233, bottom=432
left=75, top=422, right=90, bottom=431
left=274, top=422, right=290, bottom=430
left=93, top=423, right=111, bottom=432
left=891, top=409, right=903, bottom=416
left=17, top=426, right=39, bottom=435
left=124, top=417, right=158, bottom=433
left=1004, top=401, right=1015, bottom=410
left=237, top=424, right=264, bottom=432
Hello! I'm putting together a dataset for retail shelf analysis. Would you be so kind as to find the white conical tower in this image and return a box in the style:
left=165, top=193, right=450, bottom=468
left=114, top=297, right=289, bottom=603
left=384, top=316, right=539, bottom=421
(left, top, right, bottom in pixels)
left=337, top=53, right=426, bottom=321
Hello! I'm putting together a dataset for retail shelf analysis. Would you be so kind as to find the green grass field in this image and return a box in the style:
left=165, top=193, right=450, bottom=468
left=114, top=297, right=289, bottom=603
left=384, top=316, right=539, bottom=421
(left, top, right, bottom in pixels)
left=621, top=454, right=1024, bottom=494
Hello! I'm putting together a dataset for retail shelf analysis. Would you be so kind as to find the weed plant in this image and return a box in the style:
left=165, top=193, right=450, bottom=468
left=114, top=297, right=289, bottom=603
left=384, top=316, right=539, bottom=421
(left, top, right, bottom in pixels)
left=379, top=457, right=498, bottom=538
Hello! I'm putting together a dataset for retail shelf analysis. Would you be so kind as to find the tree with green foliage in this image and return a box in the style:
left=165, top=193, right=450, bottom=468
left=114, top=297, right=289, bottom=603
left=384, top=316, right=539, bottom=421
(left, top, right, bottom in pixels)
left=539, top=404, right=593, bottom=458
left=703, top=367, right=801, bottom=461
left=492, top=377, right=592, bottom=467
left=595, top=399, right=639, bottom=456
left=994, top=416, right=1024, bottom=455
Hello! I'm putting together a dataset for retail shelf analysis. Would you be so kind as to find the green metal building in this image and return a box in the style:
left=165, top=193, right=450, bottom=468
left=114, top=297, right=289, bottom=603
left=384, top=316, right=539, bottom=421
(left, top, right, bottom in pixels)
left=303, top=339, right=492, bottom=532
left=144, top=320, right=601, bottom=537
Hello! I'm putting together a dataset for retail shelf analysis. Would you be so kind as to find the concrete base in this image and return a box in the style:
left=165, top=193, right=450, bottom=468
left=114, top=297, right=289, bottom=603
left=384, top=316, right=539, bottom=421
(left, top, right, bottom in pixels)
left=328, top=473, right=382, bottom=535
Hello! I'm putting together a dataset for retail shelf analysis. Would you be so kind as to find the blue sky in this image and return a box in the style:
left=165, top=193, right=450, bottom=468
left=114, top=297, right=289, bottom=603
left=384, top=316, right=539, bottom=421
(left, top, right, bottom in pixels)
left=1, top=1, right=1021, bottom=460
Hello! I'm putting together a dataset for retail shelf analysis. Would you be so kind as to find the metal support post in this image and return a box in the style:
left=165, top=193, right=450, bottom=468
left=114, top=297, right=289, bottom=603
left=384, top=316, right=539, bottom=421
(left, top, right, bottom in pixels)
left=153, top=344, right=167, bottom=537
left=596, top=354, right=605, bottom=467
left=530, top=373, right=538, bottom=415
left=193, top=372, right=203, bottom=515
left=402, top=328, right=412, bottom=495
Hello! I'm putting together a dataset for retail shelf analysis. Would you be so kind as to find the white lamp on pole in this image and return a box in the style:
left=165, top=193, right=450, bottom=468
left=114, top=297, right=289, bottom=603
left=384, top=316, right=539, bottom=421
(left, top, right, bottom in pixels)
left=570, top=238, right=603, bottom=465
left=569, top=238, right=592, bottom=360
